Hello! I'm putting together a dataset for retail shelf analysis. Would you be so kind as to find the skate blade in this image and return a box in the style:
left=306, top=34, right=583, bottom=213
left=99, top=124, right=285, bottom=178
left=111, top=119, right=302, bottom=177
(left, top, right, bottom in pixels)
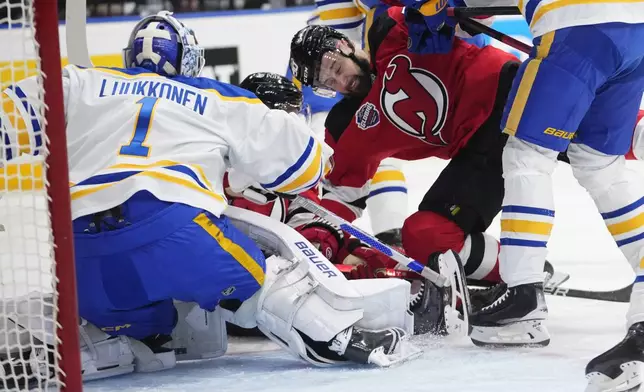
left=586, top=361, right=644, bottom=392
left=367, top=341, right=423, bottom=368
left=470, top=320, right=550, bottom=348
left=438, top=251, right=471, bottom=338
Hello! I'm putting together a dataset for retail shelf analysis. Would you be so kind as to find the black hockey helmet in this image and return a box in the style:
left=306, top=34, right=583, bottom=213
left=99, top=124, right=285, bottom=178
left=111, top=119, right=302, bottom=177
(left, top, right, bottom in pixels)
left=289, top=25, right=353, bottom=94
left=240, top=72, right=303, bottom=113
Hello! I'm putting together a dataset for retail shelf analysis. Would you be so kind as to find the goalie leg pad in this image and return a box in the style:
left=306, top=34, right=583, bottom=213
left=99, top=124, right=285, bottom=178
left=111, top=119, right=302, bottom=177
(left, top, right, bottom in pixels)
left=79, top=320, right=136, bottom=381
left=348, top=278, right=414, bottom=334
left=229, top=255, right=362, bottom=366
left=228, top=255, right=414, bottom=366
left=79, top=320, right=177, bottom=381
left=223, top=207, right=416, bottom=366
left=168, top=302, right=228, bottom=361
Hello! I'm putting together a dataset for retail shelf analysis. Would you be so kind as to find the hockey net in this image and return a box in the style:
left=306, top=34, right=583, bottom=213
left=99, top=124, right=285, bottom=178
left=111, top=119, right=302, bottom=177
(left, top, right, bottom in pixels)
left=1, top=0, right=81, bottom=391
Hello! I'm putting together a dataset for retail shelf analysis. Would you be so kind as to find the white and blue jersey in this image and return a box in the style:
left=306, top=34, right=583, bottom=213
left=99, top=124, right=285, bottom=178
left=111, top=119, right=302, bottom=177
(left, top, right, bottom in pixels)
left=3, top=65, right=331, bottom=220
left=2, top=65, right=334, bottom=339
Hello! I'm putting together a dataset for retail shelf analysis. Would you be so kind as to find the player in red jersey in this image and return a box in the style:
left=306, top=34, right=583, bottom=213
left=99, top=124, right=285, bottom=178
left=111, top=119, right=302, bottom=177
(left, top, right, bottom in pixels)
left=289, top=8, right=644, bottom=332
left=290, top=6, right=519, bottom=289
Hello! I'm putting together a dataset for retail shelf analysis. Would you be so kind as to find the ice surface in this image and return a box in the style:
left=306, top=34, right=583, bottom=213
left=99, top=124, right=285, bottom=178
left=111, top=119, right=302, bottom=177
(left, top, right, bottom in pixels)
left=85, top=158, right=643, bottom=391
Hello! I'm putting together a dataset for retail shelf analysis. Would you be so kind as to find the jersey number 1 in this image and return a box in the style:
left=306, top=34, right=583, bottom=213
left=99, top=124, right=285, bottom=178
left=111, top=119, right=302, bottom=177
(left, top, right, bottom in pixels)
left=119, top=97, right=159, bottom=157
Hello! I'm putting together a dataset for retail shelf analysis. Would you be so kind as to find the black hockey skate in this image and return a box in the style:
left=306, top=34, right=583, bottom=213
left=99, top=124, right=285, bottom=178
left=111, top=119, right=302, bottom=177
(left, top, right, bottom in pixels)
left=469, top=283, right=508, bottom=313
left=585, top=322, right=644, bottom=392
left=409, top=276, right=448, bottom=336
left=329, top=326, right=420, bottom=367
left=410, top=251, right=472, bottom=337
left=470, top=282, right=550, bottom=347
left=410, top=252, right=455, bottom=336
left=411, top=279, right=506, bottom=336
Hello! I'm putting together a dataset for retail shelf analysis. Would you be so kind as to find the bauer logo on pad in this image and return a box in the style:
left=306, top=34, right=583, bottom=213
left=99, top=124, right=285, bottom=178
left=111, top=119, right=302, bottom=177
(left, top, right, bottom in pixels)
left=355, top=102, right=380, bottom=130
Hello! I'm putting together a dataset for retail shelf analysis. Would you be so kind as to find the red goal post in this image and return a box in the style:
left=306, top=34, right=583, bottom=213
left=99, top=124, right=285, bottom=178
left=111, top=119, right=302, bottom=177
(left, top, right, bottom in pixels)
left=1, top=0, right=82, bottom=390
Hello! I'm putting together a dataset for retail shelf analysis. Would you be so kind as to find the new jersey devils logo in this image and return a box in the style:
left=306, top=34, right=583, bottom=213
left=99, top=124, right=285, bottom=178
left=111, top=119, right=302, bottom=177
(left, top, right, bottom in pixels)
left=381, top=54, right=449, bottom=146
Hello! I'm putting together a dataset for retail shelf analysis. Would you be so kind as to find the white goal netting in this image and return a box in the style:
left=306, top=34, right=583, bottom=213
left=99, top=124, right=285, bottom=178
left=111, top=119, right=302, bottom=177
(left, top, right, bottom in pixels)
left=1, top=0, right=80, bottom=390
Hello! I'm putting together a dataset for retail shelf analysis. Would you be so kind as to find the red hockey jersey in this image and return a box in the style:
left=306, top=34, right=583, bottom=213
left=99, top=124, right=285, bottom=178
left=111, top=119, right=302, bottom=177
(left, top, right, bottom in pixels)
left=324, top=6, right=518, bottom=188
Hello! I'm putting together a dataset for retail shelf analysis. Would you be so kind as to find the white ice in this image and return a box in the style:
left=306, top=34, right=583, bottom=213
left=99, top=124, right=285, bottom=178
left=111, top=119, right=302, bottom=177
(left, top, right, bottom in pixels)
left=85, top=158, right=642, bottom=392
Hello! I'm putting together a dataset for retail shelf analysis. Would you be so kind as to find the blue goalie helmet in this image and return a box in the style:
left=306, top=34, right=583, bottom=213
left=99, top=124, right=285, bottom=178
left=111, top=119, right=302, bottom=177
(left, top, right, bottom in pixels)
left=123, top=11, right=205, bottom=77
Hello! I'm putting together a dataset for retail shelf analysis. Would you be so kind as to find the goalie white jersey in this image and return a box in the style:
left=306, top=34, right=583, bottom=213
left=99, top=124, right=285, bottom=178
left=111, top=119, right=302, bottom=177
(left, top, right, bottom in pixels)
left=1, top=65, right=332, bottom=219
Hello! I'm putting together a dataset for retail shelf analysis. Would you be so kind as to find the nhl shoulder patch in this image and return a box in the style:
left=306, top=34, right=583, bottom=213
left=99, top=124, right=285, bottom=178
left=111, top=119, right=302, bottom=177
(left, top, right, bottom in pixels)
left=355, top=102, right=380, bottom=130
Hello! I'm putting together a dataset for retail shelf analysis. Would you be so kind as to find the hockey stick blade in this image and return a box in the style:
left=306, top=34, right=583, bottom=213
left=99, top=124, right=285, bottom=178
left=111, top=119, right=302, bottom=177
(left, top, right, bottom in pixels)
left=292, top=196, right=449, bottom=287
left=544, top=283, right=632, bottom=303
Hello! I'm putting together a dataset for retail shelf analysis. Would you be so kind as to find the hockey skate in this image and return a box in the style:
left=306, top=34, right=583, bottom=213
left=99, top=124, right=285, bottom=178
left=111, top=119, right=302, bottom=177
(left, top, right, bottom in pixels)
left=330, top=326, right=421, bottom=367
left=585, top=322, right=644, bottom=392
left=409, top=250, right=472, bottom=336
left=469, top=282, right=550, bottom=347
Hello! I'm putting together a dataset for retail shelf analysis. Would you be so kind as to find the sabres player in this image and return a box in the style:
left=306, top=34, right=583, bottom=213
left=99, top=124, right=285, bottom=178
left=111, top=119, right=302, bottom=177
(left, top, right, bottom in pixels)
left=1, top=11, right=420, bottom=384
left=396, top=0, right=644, bottom=388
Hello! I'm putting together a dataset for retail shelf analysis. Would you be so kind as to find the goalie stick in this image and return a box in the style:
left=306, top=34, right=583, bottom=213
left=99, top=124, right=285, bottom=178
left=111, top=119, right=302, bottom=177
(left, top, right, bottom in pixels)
left=291, top=195, right=473, bottom=337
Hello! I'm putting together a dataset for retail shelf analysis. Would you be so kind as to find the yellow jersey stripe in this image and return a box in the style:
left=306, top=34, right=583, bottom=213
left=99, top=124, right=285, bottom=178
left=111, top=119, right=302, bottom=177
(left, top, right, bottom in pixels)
left=108, top=160, right=213, bottom=190
left=364, top=8, right=377, bottom=54
left=276, top=143, right=323, bottom=193
left=501, top=219, right=553, bottom=236
left=530, top=0, right=644, bottom=29
left=70, top=182, right=114, bottom=200
left=193, top=213, right=265, bottom=286
left=71, top=170, right=225, bottom=202
left=204, top=89, right=262, bottom=104
left=607, top=212, right=644, bottom=236
left=504, top=31, right=555, bottom=135
left=319, top=7, right=363, bottom=21
left=371, top=170, right=405, bottom=185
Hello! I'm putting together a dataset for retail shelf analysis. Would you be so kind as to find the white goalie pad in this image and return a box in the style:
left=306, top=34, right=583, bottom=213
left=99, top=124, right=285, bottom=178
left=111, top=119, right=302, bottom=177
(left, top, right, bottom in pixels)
left=168, top=302, right=228, bottom=361
left=223, top=206, right=413, bottom=366
left=349, top=279, right=414, bottom=334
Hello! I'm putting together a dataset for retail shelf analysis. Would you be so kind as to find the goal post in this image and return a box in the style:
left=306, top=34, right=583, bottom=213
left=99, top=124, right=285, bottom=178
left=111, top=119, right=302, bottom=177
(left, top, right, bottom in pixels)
left=34, top=0, right=83, bottom=391
left=1, top=0, right=82, bottom=390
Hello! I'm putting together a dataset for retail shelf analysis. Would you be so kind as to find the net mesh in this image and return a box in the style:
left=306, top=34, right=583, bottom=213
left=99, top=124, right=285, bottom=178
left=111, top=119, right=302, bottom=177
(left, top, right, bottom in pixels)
left=0, top=0, right=62, bottom=390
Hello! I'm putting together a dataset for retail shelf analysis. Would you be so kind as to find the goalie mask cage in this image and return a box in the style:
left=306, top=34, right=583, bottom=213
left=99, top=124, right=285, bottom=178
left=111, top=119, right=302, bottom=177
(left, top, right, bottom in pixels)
left=1, top=0, right=82, bottom=390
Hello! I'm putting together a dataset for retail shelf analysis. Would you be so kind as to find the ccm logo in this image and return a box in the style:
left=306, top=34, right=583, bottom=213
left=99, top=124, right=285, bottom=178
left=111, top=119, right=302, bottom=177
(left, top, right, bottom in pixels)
left=295, top=241, right=338, bottom=278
